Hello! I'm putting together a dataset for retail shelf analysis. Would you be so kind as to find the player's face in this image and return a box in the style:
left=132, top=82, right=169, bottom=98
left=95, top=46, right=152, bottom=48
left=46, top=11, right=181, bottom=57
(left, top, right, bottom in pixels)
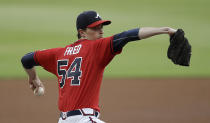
left=84, top=24, right=104, bottom=40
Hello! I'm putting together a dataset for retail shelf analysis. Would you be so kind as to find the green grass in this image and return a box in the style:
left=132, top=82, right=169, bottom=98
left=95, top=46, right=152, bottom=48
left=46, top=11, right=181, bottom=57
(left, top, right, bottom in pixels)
left=0, top=0, right=210, bottom=78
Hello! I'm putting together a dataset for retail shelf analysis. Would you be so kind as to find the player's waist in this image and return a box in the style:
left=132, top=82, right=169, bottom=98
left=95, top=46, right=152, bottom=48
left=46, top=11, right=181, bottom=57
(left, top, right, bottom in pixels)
left=60, top=108, right=100, bottom=120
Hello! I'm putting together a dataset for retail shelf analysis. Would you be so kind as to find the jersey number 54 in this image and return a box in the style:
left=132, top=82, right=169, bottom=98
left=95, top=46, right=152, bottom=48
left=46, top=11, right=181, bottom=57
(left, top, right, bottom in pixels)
left=57, top=57, right=82, bottom=88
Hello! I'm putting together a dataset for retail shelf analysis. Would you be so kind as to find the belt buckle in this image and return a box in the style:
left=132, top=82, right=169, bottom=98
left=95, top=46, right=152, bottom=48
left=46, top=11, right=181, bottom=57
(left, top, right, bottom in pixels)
left=62, top=112, right=67, bottom=120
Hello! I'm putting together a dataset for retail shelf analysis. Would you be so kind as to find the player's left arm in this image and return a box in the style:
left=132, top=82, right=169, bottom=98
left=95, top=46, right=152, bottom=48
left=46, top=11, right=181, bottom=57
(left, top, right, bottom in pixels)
left=21, top=52, right=43, bottom=91
left=113, top=27, right=177, bottom=52
left=21, top=48, right=58, bottom=93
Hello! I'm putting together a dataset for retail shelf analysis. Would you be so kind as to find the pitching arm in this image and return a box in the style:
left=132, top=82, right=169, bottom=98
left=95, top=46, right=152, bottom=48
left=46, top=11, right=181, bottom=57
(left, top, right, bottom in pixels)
left=21, top=52, right=44, bottom=91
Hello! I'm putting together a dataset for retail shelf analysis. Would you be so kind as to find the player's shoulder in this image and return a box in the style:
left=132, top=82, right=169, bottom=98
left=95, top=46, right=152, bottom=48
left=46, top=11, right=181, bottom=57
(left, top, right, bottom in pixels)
left=48, top=47, right=64, bottom=52
left=64, top=37, right=114, bottom=47
left=96, top=36, right=114, bottom=42
left=36, top=47, right=62, bottom=53
left=85, top=36, right=114, bottom=46
left=92, top=36, right=114, bottom=46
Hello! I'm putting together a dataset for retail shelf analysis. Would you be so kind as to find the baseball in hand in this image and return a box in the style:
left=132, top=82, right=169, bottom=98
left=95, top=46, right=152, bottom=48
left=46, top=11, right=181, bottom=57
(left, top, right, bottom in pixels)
left=34, top=87, right=45, bottom=96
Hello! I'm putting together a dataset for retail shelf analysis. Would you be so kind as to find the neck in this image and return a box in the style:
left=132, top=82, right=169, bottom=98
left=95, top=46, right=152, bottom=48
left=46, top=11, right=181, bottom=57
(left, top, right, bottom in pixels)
left=80, top=36, right=93, bottom=40
left=80, top=36, right=99, bottom=40
left=80, top=37, right=87, bottom=40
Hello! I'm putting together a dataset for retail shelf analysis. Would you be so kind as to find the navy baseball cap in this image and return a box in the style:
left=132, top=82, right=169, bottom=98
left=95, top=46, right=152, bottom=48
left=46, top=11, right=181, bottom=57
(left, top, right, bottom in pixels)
left=76, top=11, right=111, bottom=30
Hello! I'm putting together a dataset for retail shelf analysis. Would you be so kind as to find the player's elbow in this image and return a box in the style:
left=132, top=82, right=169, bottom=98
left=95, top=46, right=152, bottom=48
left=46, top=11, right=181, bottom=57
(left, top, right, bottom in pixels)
left=21, top=52, right=38, bottom=69
left=21, top=54, right=32, bottom=69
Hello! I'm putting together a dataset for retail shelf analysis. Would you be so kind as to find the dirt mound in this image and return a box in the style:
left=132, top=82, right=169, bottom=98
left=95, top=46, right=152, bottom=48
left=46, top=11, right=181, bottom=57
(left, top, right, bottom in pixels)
left=0, top=78, right=209, bottom=123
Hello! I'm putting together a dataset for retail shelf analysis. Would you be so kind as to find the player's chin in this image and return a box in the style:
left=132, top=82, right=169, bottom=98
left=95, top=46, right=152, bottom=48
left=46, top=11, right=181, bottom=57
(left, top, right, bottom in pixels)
left=98, top=35, right=103, bottom=39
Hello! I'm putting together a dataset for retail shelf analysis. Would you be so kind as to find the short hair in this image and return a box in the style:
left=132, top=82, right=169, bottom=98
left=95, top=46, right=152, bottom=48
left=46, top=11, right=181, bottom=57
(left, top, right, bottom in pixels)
left=77, top=32, right=81, bottom=39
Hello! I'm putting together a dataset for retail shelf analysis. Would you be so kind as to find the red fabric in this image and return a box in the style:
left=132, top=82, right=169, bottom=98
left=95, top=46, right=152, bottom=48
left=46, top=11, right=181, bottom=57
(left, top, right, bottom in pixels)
left=34, top=48, right=61, bottom=75
left=34, top=36, right=121, bottom=112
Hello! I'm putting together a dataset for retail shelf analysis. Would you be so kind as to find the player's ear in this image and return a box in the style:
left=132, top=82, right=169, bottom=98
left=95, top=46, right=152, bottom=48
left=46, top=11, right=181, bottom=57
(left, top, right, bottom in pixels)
left=78, top=29, right=86, bottom=38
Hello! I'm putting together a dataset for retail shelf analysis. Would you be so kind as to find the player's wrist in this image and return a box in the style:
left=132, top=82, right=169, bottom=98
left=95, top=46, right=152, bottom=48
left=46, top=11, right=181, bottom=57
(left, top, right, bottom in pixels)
left=165, top=27, right=177, bottom=36
left=32, top=76, right=42, bottom=87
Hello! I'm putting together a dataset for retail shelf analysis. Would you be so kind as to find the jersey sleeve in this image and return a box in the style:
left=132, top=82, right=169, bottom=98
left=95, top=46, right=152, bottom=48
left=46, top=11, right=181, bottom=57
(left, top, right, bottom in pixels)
left=113, top=28, right=140, bottom=52
left=34, top=48, right=60, bottom=75
left=94, top=36, right=122, bottom=67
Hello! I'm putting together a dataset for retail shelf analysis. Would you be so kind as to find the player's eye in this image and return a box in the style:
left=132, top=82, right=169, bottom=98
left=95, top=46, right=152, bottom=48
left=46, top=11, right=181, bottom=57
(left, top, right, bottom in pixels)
left=91, top=25, right=103, bottom=30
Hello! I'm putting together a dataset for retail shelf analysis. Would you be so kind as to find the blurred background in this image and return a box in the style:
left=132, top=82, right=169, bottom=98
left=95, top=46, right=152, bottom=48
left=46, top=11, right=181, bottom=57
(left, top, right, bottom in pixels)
left=0, top=0, right=210, bottom=123
left=0, top=0, right=209, bottom=78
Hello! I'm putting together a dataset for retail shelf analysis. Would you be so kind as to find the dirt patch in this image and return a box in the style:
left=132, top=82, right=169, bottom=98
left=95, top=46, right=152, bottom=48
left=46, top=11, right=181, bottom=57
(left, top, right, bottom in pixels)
left=0, top=78, right=209, bottom=123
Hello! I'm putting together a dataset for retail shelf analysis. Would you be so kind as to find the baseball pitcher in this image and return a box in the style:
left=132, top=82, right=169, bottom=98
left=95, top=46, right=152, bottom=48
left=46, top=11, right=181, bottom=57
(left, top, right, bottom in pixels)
left=21, top=11, right=191, bottom=123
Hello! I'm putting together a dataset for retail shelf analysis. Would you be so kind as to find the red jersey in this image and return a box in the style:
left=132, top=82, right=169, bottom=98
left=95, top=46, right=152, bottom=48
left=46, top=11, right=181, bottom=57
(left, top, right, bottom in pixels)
left=34, top=36, right=121, bottom=112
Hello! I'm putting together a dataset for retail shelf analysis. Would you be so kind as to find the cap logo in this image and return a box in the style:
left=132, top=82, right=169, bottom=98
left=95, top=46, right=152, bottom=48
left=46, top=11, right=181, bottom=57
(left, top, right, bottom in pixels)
left=95, top=13, right=100, bottom=19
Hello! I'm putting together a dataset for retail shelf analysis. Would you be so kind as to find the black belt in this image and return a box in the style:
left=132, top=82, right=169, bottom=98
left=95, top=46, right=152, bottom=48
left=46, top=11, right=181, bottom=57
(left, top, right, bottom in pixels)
left=60, top=109, right=99, bottom=120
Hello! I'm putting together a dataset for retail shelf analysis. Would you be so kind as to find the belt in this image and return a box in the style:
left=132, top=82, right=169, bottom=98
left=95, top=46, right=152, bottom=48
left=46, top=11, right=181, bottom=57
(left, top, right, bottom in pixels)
left=60, top=109, right=99, bottom=120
